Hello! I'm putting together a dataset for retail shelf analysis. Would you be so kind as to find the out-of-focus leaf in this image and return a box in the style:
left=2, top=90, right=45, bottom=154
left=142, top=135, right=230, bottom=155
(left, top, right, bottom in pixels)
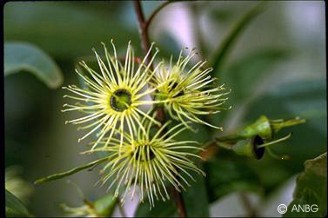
left=208, top=8, right=235, bottom=23
left=5, top=166, right=34, bottom=204
left=5, top=189, right=32, bottom=217
left=4, top=2, right=139, bottom=60
left=174, top=121, right=212, bottom=145
left=210, top=48, right=290, bottom=127
left=220, top=48, right=290, bottom=102
left=205, top=155, right=262, bottom=203
left=284, top=153, right=327, bottom=217
left=211, top=2, right=266, bottom=72
left=4, top=42, right=63, bottom=89
left=134, top=198, right=177, bottom=217
left=269, top=80, right=326, bottom=135
left=156, top=31, right=181, bottom=59
left=247, top=157, right=292, bottom=194
left=34, top=157, right=108, bottom=184
left=4, top=2, right=184, bottom=67
left=182, top=164, right=210, bottom=217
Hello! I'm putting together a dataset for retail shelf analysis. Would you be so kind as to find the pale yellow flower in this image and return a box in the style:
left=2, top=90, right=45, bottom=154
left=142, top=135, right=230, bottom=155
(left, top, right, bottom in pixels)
left=85, top=118, right=205, bottom=207
left=62, top=41, right=162, bottom=150
left=153, top=48, right=230, bottom=130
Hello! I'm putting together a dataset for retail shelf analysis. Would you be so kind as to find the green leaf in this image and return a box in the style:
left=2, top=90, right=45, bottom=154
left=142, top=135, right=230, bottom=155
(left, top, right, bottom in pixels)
left=4, top=42, right=63, bottom=89
left=182, top=164, right=210, bottom=217
left=205, top=154, right=262, bottom=202
left=134, top=198, right=177, bottom=217
left=6, top=189, right=32, bottom=217
left=4, top=2, right=140, bottom=60
left=211, top=2, right=267, bottom=72
left=208, top=8, right=236, bottom=23
left=284, top=153, right=327, bottom=217
left=210, top=47, right=291, bottom=127
left=34, top=157, right=108, bottom=184
left=269, top=80, right=326, bottom=135
left=221, top=48, right=290, bottom=102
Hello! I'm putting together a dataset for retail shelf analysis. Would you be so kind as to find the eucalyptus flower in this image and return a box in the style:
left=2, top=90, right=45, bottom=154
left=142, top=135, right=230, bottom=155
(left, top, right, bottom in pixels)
left=84, top=119, right=205, bottom=207
left=153, top=48, right=230, bottom=130
left=62, top=41, right=163, bottom=150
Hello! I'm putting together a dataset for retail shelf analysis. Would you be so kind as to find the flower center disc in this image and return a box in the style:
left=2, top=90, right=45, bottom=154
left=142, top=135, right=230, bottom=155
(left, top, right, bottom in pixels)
left=169, top=82, right=184, bottom=97
left=134, top=145, right=156, bottom=161
left=110, top=89, right=132, bottom=112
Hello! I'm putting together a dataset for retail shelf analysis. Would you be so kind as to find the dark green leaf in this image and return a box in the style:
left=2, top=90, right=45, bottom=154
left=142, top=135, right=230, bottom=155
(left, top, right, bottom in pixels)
left=205, top=155, right=262, bottom=202
left=156, top=31, right=181, bottom=59
left=4, top=42, right=63, bottom=89
left=5, top=189, right=32, bottom=217
left=211, top=2, right=267, bottom=72
left=210, top=47, right=291, bottom=127
left=34, top=157, right=108, bottom=184
left=4, top=2, right=139, bottom=60
left=208, top=8, right=235, bottom=23
left=268, top=80, right=326, bottom=135
left=284, top=153, right=327, bottom=217
left=134, top=198, right=177, bottom=217
left=247, top=157, right=292, bottom=194
left=221, top=48, right=290, bottom=102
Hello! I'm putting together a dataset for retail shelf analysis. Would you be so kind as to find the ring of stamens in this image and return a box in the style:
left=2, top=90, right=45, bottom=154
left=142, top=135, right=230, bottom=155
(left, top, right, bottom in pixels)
left=109, top=89, right=132, bottom=112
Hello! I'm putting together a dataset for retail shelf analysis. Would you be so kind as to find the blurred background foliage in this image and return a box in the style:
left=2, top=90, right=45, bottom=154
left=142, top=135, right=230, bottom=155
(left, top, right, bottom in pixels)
left=4, top=1, right=326, bottom=217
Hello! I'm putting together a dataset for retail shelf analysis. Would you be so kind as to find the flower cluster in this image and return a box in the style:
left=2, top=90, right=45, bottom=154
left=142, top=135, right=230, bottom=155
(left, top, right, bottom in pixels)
left=62, top=40, right=229, bottom=206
